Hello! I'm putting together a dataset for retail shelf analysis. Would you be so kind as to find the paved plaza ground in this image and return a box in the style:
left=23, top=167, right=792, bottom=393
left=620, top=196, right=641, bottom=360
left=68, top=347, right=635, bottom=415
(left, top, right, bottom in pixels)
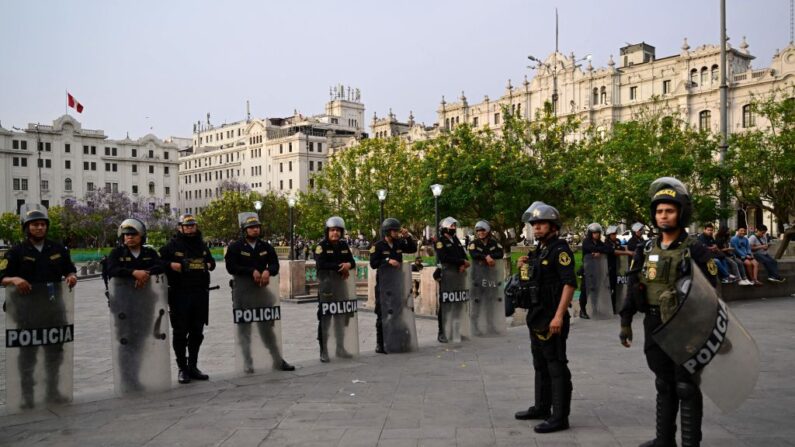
left=0, top=263, right=793, bottom=446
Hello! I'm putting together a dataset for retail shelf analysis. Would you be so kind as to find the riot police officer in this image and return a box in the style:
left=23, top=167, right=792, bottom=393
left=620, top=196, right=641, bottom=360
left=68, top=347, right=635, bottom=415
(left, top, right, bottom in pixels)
left=627, top=222, right=646, bottom=253
left=468, top=220, right=504, bottom=264
left=370, top=218, right=418, bottom=353
left=0, top=204, right=77, bottom=408
left=225, top=212, right=295, bottom=372
left=620, top=177, right=718, bottom=447
left=580, top=223, right=614, bottom=319
left=434, top=216, right=469, bottom=343
left=314, top=216, right=356, bottom=362
left=106, top=218, right=165, bottom=392
left=514, top=202, right=575, bottom=434
left=160, top=214, right=216, bottom=384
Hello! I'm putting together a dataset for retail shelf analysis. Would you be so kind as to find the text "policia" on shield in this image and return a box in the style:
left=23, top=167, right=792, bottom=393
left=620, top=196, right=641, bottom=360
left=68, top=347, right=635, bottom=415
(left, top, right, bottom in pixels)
left=441, top=290, right=470, bottom=303
left=233, top=306, right=281, bottom=324
left=320, top=300, right=358, bottom=316
left=6, top=325, right=75, bottom=347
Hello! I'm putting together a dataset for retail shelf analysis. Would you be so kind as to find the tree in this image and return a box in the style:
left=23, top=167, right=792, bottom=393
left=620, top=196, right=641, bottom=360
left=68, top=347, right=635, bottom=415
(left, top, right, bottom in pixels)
left=0, top=212, right=22, bottom=244
left=198, top=190, right=292, bottom=242
left=729, top=87, right=795, bottom=234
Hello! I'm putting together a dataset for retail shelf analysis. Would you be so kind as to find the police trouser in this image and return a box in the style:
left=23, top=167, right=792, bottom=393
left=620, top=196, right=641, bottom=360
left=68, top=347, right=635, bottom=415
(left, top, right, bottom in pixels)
left=644, top=308, right=703, bottom=446
left=238, top=321, right=283, bottom=368
left=317, top=305, right=350, bottom=355
left=528, top=316, right=572, bottom=421
left=169, top=289, right=207, bottom=369
left=374, top=282, right=384, bottom=347
left=19, top=344, right=65, bottom=403
left=114, top=298, right=155, bottom=390
left=579, top=277, right=588, bottom=310
left=608, top=268, right=617, bottom=314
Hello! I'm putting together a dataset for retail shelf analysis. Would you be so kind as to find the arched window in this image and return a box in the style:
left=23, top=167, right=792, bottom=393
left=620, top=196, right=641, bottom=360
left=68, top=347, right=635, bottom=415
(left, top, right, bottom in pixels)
left=711, top=64, right=719, bottom=84
left=600, top=86, right=607, bottom=104
left=742, top=104, right=755, bottom=128
left=64, top=178, right=72, bottom=191
left=690, top=68, right=699, bottom=86
left=700, top=67, right=709, bottom=86
left=592, top=88, right=599, bottom=105
left=699, top=110, right=711, bottom=131
left=148, top=181, right=155, bottom=195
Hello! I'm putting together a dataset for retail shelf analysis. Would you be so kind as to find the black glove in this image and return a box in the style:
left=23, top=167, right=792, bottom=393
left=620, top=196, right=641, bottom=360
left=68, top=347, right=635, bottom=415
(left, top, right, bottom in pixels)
left=619, top=325, right=633, bottom=345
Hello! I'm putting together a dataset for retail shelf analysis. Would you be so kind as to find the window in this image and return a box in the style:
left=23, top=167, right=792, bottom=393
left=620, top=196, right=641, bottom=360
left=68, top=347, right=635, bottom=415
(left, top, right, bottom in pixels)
left=41, top=180, right=48, bottom=191
left=148, top=182, right=155, bottom=195
left=280, top=180, right=283, bottom=190
left=663, top=80, right=671, bottom=95
left=280, top=163, right=283, bottom=173
left=112, top=163, right=118, bottom=172
left=132, top=165, right=138, bottom=173
left=83, top=161, right=90, bottom=170
left=164, top=151, right=169, bottom=160
left=279, top=144, right=283, bottom=154
left=13, top=178, right=20, bottom=190
left=104, top=182, right=111, bottom=193
left=112, top=147, right=117, bottom=156
left=83, top=145, right=89, bottom=154
left=148, top=150, right=154, bottom=158
left=310, top=160, right=314, bottom=171
left=38, top=159, right=51, bottom=168
left=711, top=64, right=719, bottom=84
left=65, top=160, right=70, bottom=169
left=630, top=86, right=638, bottom=100
left=21, top=178, right=28, bottom=190
left=289, top=161, right=292, bottom=172
left=105, top=162, right=111, bottom=172
left=289, top=179, right=292, bottom=189
left=700, top=67, right=708, bottom=86
left=105, top=147, right=111, bottom=156
left=91, top=146, right=96, bottom=155
left=309, top=142, right=314, bottom=152
left=131, top=149, right=137, bottom=158
left=600, top=86, right=607, bottom=104
left=64, top=178, right=72, bottom=191
left=20, top=141, right=27, bottom=150
left=742, top=104, right=755, bottom=128
left=65, top=143, right=70, bottom=153
left=165, top=187, right=171, bottom=196
left=494, top=113, right=500, bottom=125
left=132, top=185, right=138, bottom=194
left=91, top=162, right=96, bottom=171
left=149, top=165, right=154, bottom=174
left=690, top=68, right=698, bottom=87
left=12, top=157, right=19, bottom=166
left=288, top=142, right=292, bottom=152
left=164, top=167, right=170, bottom=175
left=318, top=161, right=323, bottom=171
left=317, top=143, right=322, bottom=153
left=87, top=182, right=94, bottom=191
left=12, top=140, right=19, bottom=149
left=699, top=110, right=711, bottom=131
left=22, top=158, right=28, bottom=167
left=112, top=183, right=119, bottom=193
left=473, top=117, right=479, bottom=127
left=309, top=178, right=314, bottom=188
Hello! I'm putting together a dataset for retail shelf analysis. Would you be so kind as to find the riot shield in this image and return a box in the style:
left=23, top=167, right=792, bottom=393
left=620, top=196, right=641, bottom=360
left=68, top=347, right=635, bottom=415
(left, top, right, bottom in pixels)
left=5, top=282, right=74, bottom=412
left=317, top=270, right=359, bottom=360
left=439, top=264, right=471, bottom=343
left=583, top=254, right=613, bottom=319
left=652, top=261, right=760, bottom=412
left=469, top=261, right=507, bottom=336
left=108, top=274, right=171, bottom=395
left=232, top=274, right=285, bottom=374
left=615, top=256, right=630, bottom=312
left=377, top=263, right=418, bottom=353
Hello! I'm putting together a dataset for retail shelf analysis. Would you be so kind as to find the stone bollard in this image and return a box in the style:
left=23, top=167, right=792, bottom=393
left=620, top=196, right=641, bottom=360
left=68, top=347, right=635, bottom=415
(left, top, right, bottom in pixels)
left=80, top=265, right=88, bottom=276
left=366, top=266, right=377, bottom=310
left=87, top=261, right=96, bottom=274
left=279, top=260, right=306, bottom=300
left=418, top=266, right=439, bottom=316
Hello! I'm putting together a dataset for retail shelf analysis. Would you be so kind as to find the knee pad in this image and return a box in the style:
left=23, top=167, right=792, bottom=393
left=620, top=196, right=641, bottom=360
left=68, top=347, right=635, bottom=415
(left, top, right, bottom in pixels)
left=676, top=381, right=699, bottom=400
left=655, top=378, right=673, bottom=394
left=547, top=361, right=568, bottom=379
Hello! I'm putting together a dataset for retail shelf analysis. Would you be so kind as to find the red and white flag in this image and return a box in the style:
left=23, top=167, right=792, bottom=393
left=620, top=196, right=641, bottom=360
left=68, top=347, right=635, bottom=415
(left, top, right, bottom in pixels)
left=67, top=92, right=84, bottom=113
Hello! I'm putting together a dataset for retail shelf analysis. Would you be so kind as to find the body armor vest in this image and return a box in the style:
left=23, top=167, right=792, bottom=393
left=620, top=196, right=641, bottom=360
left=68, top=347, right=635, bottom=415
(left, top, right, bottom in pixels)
left=639, top=237, right=693, bottom=306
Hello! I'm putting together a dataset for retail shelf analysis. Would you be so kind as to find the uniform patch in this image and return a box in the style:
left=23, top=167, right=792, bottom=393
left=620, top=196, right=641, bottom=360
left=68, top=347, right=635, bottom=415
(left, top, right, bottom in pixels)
left=542, top=260, right=549, bottom=265
left=175, top=251, right=184, bottom=257
left=647, top=267, right=657, bottom=280
left=0, top=259, right=7, bottom=270
left=369, top=246, right=376, bottom=254
left=558, top=252, right=571, bottom=266
left=315, top=246, right=323, bottom=254
left=707, top=259, right=718, bottom=276
left=241, top=251, right=251, bottom=257
left=468, top=243, right=475, bottom=250
left=49, top=253, right=62, bottom=260
left=259, top=251, right=268, bottom=256
left=436, top=242, right=443, bottom=249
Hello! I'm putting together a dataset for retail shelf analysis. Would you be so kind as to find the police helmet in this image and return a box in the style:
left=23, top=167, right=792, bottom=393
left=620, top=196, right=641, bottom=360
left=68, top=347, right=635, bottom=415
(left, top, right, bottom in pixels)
left=631, top=222, right=645, bottom=233
left=381, top=218, right=401, bottom=236
left=521, top=202, right=562, bottom=229
left=648, top=177, right=692, bottom=228
left=19, top=203, right=49, bottom=230
left=439, top=217, right=459, bottom=235
left=586, top=223, right=603, bottom=234
left=325, top=216, right=346, bottom=237
left=605, top=225, right=618, bottom=236
left=178, top=214, right=198, bottom=226
left=474, top=220, right=491, bottom=233
left=238, top=212, right=261, bottom=230
left=118, top=218, right=147, bottom=243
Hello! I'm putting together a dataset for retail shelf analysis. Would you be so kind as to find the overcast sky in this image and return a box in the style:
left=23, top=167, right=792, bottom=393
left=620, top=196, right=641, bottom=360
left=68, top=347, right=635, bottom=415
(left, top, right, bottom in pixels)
left=0, top=0, right=789, bottom=139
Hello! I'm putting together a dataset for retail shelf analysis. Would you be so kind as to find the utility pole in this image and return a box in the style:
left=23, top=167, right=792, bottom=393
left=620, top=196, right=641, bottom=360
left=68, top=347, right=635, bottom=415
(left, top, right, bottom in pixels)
left=718, top=0, right=729, bottom=230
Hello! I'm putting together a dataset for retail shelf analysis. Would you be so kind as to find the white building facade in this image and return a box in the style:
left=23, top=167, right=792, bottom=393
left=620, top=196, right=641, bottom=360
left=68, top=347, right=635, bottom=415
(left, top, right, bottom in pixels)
left=178, top=88, right=365, bottom=215
left=0, top=115, right=181, bottom=214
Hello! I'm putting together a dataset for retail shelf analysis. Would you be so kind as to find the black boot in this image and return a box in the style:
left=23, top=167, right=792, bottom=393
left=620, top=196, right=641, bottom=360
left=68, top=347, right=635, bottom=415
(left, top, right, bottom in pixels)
left=320, top=345, right=330, bottom=363
left=534, top=377, right=570, bottom=433
left=640, top=379, right=678, bottom=447
left=515, top=373, right=551, bottom=420
left=188, top=365, right=209, bottom=381
left=678, top=382, right=702, bottom=447
left=437, top=329, right=448, bottom=343
left=279, top=360, right=296, bottom=371
left=178, top=368, right=191, bottom=384
left=579, top=309, right=590, bottom=319
left=375, top=344, right=387, bottom=354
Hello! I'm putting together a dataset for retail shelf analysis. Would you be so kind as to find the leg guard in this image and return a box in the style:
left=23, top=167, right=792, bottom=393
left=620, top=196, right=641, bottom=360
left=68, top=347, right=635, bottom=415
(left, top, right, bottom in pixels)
left=677, top=382, right=702, bottom=447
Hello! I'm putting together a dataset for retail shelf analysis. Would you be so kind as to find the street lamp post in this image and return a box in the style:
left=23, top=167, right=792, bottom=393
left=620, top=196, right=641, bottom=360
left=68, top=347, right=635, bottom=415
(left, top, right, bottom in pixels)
left=377, top=189, right=387, bottom=223
left=431, top=184, right=443, bottom=239
left=288, top=197, right=296, bottom=260
left=254, top=200, right=263, bottom=224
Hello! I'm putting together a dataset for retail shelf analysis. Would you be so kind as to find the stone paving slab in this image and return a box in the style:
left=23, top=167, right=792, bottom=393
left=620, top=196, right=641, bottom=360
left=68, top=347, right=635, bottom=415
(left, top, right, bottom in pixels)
left=0, top=263, right=794, bottom=446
